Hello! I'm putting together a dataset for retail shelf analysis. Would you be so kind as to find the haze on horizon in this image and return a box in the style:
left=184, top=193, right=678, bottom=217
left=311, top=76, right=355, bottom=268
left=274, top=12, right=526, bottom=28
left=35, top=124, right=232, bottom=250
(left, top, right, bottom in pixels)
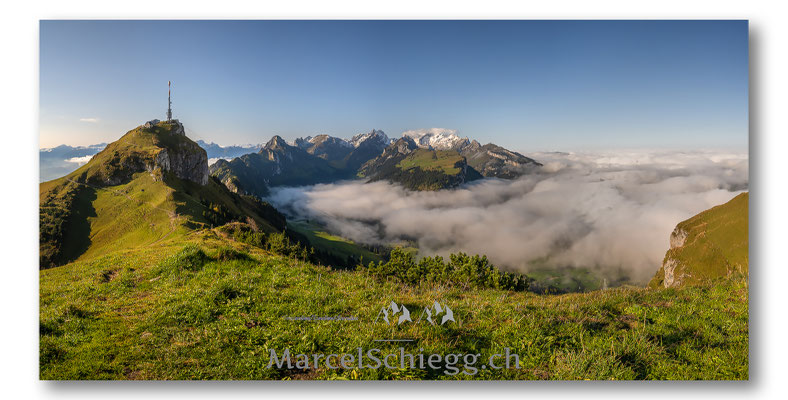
left=40, top=20, right=748, bottom=151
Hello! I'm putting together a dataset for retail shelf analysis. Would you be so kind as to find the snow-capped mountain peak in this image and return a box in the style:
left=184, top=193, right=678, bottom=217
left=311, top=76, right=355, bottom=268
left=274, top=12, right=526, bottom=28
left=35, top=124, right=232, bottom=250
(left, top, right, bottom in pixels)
left=350, top=129, right=390, bottom=148
left=401, top=128, right=469, bottom=151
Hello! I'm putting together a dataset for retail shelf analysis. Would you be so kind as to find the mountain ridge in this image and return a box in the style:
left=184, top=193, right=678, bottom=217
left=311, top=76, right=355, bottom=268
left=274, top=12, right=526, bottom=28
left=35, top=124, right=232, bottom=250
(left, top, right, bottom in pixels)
left=209, top=129, right=394, bottom=196
left=211, top=128, right=541, bottom=194
left=39, top=120, right=286, bottom=269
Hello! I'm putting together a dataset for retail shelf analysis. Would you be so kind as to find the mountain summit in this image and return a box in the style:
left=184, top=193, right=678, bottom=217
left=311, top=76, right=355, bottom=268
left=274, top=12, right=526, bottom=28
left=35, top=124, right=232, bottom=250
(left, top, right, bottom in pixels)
left=263, top=135, right=293, bottom=152
left=350, top=129, right=391, bottom=148
left=402, top=128, right=468, bottom=151
left=39, top=120, right=286, bottom=269
left=69, top=119, right=210, bottom=186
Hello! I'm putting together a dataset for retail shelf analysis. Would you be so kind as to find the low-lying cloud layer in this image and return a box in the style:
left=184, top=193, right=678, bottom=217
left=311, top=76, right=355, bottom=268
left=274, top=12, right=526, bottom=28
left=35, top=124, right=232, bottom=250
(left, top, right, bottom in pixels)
left=208, top=157, right=233, bottom=166
left=268, top=149, right=748, bottom=283
left=66, top=155, right=94, bottom=165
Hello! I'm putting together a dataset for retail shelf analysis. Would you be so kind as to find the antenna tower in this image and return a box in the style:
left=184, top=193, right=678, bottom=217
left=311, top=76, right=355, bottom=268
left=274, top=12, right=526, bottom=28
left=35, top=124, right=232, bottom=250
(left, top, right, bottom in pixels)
left=166, top=81, right=173, bottom=121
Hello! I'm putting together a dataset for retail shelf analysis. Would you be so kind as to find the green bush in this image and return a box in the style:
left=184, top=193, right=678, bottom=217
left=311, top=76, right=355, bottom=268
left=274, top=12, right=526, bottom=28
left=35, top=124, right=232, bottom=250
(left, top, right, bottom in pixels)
left=216, top=223, right=267, bottom=248
left=365, top=248, right=529, bottom=291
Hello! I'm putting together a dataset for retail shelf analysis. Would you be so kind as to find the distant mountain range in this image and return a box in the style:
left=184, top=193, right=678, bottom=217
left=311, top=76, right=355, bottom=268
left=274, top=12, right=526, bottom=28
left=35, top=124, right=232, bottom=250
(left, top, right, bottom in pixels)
left=210, top=129, right=541, bottom=195
left=39, top=144, right=107, bottom=182
left=210, top=130, right=393, bottom=197
left=194, top=140, right=260, bottom=163
left=42, top=127, right=541, bottom=193
left=40, top=141, right=260, bottom=182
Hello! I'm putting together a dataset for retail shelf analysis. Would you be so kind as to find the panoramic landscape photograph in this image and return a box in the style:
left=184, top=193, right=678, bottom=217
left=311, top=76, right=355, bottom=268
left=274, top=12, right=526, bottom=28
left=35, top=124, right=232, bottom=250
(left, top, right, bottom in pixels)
left=38, top=20, right=748, bottom=380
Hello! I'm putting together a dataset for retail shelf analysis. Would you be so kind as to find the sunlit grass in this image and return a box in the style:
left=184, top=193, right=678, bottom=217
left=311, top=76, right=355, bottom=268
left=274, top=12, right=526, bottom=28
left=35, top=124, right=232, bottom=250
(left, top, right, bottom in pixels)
left=40, top=233, right=748, bottom=380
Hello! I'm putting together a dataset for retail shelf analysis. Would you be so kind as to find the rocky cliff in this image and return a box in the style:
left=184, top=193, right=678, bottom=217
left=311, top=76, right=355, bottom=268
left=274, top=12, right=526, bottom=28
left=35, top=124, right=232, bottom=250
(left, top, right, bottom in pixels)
left=76, top=120, right=209, bottom=186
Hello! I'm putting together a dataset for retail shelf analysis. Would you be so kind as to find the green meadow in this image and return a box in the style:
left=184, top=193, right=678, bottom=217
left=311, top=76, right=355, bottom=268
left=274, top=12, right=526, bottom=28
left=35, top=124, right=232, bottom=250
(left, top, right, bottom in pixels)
left=40, top=234, right=748, bottom=380
left=396, top=149, right=465, bottom=175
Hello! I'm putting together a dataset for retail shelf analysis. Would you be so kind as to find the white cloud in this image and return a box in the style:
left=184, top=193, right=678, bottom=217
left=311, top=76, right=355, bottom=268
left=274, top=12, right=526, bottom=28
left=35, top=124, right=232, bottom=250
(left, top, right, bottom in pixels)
left=65, top=155, right=94, bottom=165
left=208, top=157, right=233, bottom=166
left=79, top=118, right=99, bottom=123
left=268, top=149, right=748, bottom=284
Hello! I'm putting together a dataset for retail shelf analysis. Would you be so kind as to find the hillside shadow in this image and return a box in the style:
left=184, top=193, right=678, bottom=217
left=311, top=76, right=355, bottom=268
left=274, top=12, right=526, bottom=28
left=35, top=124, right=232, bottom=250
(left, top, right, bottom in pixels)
left=58, top=187, right=97, bottom=264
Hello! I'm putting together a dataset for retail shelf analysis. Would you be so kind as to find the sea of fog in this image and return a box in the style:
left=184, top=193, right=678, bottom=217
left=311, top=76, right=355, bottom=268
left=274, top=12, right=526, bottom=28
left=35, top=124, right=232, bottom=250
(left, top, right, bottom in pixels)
left=267, top=149, right=748, bottom=284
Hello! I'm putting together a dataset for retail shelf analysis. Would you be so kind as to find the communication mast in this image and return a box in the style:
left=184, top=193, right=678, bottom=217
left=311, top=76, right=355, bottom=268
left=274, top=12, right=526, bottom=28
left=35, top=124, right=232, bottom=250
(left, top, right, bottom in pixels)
left=166, top=81, right=173, bottom=121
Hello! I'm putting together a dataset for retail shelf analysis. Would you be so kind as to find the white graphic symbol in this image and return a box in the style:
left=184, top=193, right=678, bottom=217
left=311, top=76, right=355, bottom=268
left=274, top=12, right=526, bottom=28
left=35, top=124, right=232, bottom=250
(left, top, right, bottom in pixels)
left=375, top=301, right=412, bottom=325
left=420, top=301, right=455, bottom=325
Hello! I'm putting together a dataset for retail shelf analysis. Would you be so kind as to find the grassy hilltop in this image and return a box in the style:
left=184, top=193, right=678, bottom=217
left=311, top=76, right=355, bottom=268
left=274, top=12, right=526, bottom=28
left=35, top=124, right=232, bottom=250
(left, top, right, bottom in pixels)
left=362, top=147, right=483, bottom=191
left=39, top=121, right=285, bottom=269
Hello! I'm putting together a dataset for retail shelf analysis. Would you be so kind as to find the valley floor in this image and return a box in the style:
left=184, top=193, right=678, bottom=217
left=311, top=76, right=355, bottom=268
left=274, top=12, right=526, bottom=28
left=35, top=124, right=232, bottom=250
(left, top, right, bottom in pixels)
left=39, top=231, right=748, bottom=380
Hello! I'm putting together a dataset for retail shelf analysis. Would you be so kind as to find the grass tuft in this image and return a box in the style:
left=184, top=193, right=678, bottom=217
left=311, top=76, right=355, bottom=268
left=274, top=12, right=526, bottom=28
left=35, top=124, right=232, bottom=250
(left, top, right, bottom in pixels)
left=158, top=245, right=209, bottom=273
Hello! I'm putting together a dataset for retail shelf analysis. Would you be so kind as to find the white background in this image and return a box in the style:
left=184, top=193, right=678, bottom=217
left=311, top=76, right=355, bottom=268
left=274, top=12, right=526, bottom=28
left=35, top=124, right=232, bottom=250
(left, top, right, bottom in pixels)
left=0, top=0, right=783, bottom=398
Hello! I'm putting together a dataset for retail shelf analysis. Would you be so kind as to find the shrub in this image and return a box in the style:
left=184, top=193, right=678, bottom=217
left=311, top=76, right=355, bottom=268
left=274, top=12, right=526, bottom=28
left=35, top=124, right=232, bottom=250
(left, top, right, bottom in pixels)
left=216, top=223, right=267, bottom=248
left=365, top=248, right=529, bottom=291
left=266, top=232, right=310, bottom=260
left=217, top=222, right=312, bottom=263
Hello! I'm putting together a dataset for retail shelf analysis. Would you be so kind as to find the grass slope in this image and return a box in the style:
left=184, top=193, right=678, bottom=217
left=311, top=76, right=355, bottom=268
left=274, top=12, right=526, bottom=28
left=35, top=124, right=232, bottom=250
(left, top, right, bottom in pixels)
left=365, top=148, right=481, bottom=191
left=650, top=192, right=748, bottom=288
left=396, top=149, right=464, bottom=175
left=40, top=235, right=748, bottom=380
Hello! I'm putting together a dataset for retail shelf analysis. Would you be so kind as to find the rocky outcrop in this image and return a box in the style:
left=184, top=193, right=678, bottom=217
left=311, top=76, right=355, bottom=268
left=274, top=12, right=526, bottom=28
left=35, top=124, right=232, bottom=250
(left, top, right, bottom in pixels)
left=669, top=227, right=688, bottom=249
left=219, top=175, right=242, bottom=194
left=81, top=120, right=209, bottom=186
left=152, top=145, right=209, bottom=185
left=659, top=227, right=690, bottom=287
left=137, top=121, right=208, bottom=185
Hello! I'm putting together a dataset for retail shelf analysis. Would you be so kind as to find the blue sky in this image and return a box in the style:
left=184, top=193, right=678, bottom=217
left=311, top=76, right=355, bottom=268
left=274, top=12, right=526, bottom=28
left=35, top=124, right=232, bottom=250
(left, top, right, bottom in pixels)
left=40, top=20, right=748, bottom=151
